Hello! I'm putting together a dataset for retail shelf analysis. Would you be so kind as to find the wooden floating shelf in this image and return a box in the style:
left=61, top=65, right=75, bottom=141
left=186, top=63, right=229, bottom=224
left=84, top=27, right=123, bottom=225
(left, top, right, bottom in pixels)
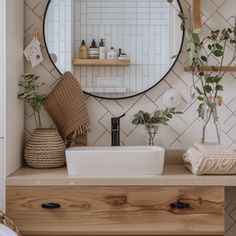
left=73, top=59, right=131, bottom=66
left=184, top=66, right=236, bottom=72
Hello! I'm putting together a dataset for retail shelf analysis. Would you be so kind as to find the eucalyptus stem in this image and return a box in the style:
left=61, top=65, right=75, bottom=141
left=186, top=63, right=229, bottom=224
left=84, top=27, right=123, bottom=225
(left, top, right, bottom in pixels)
left=214, top=120, right=221, bottom=144
left=145, top=124, right=159, bottom=146
left=33, top=111, right=39, bottom=129
left=219, top=40, right=227, bottom=76
left=202, top=107, right=213, bottom=144
left=37, top=111, right=42, bottom=129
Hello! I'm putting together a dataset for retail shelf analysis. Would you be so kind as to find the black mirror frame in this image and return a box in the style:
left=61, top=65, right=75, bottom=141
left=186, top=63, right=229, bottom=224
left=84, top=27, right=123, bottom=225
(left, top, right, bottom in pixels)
left=43, top=0, right=185, bottom=100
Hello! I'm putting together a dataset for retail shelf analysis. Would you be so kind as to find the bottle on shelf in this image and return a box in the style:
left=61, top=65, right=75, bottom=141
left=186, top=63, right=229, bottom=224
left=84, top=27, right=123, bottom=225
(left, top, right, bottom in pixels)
left=118, top=48, right=129, bottom=60
left=79, top=40, right=88, bottom=59
left=107, top=47, right=117, bottom=60
left=99, top=39, right=106, bottom=59
left=88, top=39, right=99, bottom=59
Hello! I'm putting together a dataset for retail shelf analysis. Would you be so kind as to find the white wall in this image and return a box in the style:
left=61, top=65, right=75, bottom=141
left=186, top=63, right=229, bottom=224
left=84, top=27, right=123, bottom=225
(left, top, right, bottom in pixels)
left=0, top=0, right=6, bottom=139
left=0, top=0, right=24, bottom=210
left=6, top=0, right=24, bottom=175
left=0, top=0, right=6, bottom=211
left=0, top=48, right=4, bottom=137
left=0, top=139, right=5, bottom=211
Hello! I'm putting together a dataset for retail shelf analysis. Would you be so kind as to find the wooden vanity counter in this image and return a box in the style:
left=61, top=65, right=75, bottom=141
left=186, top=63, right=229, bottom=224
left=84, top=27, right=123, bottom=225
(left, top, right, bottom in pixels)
left=6, top=164, right=236, bottom=186
left=6, top=162, right=232, bottom=236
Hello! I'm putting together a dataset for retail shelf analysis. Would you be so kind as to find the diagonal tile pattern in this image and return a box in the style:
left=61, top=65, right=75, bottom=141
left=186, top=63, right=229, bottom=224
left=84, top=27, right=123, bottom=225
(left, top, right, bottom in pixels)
left=24, top=1, right=236, bottom=234
left=25, top=0, right=236, bottom=149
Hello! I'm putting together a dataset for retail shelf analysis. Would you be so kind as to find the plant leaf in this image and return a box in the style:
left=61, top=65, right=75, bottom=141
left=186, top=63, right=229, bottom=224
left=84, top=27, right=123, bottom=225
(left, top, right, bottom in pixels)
left=213, top=76, right=222, bottom=83
left=197, top=96, right=204, bottom=101
left=216, top=43, right=223, bottom=50
left=213, top=50, right=223, bottom=57
left=196, top=87, right=204, bottom=95
left=201, top=56, right=207, bottom=62
left=206, top=76, right=214, bottom=83
left=204, top=85, right=213, bottom=93
left=216, top=84, right=223, bottom=91
left=154, top=110, right=162, bottom=117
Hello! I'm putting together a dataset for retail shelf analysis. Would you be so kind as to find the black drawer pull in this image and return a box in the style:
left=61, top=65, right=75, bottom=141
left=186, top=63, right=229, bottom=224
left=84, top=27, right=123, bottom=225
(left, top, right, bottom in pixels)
left=170, top=202, right=190, bottom=209
left=41, top=203, right=61, bottom=209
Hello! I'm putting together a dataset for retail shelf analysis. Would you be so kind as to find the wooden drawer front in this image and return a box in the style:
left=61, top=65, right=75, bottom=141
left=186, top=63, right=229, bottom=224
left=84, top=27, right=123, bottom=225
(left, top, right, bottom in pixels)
left=7, top=187, right=224, bottom=236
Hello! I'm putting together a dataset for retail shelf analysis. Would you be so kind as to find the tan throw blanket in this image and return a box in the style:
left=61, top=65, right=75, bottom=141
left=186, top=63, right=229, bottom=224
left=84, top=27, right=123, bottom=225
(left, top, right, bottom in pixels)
left=44, top=72, right=90, bottom=146
left=183, top=143, right=236, bottom=175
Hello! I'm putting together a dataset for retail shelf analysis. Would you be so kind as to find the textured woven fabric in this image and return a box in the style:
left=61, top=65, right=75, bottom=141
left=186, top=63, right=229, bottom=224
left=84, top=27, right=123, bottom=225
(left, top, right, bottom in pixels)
left=44, top=72, right=90, bottom=146
left=25, top=128, right=66, bottom=168
left=183, top=143, right=236, bottom=175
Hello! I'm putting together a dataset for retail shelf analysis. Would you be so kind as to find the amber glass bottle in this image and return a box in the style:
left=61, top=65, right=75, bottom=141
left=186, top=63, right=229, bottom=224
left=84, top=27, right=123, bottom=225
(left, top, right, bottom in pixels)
left=79, top=40, right=88, bottom=59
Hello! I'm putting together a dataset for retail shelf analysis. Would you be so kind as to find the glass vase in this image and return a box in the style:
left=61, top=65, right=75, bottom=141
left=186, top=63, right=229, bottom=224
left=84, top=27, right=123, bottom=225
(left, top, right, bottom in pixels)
left=145, top=124, right=159, bottom=146
left=201, top=102, right=221, bottom=145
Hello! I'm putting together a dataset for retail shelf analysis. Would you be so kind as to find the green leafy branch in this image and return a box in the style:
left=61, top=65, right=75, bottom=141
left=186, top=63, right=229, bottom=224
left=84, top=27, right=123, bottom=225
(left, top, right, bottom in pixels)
left=167, top=0, right=236, bottom=144
left=132, top=108, right=182, bottom=126
left=18, top=74, right=46, bottom=128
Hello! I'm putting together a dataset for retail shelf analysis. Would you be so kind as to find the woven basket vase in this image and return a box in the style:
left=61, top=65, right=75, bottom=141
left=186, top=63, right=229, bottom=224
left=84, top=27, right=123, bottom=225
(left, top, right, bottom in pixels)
left=25, top=128, right=66, bottom=169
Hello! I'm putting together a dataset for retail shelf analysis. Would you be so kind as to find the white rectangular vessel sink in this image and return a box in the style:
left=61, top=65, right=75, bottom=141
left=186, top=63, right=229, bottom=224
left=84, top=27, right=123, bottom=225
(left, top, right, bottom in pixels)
left=66, top=146, right=165, bottom=176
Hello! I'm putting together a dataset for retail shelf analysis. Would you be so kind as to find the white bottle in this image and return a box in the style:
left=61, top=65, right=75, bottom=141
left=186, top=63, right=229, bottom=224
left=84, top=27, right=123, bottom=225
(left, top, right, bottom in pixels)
left=99, top=39, right=106, bottom=59
left=107, top=47, right=117, bottom=60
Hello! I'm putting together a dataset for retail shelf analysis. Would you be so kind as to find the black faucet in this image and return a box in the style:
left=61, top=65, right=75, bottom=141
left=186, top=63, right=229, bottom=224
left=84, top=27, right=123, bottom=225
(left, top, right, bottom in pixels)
left=111, top=113, right=126, bottom=146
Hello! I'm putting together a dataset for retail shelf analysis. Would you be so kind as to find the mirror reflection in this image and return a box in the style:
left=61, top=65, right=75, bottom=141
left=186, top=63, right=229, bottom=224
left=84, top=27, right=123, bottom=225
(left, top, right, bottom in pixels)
left=44, top=0, right=183, bottom=99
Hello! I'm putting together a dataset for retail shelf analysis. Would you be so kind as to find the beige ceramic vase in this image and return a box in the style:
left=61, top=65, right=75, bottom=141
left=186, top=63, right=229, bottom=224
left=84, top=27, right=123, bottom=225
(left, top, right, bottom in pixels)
left=24, top=128, right=66, bottom=169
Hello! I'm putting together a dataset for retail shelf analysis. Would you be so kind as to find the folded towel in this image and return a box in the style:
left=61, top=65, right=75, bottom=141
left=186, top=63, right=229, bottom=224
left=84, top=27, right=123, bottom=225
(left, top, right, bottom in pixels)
left=194, top=143, right=231, bottom=152
left=183, top=144, right=236, bottom=175
left=44, top=72, right=90, bottom=147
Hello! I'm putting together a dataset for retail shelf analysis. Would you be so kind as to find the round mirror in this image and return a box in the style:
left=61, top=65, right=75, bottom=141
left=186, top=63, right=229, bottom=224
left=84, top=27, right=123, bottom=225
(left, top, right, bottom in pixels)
left=44, top=0, right=184, bottom=99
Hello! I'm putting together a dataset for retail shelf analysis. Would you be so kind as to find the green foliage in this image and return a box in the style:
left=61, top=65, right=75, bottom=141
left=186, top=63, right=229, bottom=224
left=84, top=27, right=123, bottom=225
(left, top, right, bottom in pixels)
left=167, top=0, right=236, bottom=122
left=18, top=74, right=46, bottom=128
left=178, top=12, right=188, bottom=30
left=132, top=108, right=182, bottom=126
left=191, top=26, right=236, bottom=119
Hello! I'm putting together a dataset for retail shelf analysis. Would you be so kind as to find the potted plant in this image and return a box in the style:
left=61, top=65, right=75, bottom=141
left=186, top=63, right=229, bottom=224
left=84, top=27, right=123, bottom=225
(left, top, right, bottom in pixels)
left=18, top=74, right=66, bottom=169
left=167, top=0, right=236, bottom=144
left=18, top=74, right=46, bottom=128
left=132, top=108, right=182, bottom=146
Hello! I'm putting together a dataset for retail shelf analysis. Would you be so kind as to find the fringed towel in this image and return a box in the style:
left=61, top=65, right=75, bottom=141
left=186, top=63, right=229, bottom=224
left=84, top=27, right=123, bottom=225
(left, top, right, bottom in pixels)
left=183, top=143, right=236, bottom=175
left=44, top=72, right=90, bottom=146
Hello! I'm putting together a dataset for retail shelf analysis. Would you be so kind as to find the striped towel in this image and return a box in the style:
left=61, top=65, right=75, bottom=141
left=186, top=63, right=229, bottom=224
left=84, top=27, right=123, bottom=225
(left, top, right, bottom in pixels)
left=44, top=72, right=90, bottom=147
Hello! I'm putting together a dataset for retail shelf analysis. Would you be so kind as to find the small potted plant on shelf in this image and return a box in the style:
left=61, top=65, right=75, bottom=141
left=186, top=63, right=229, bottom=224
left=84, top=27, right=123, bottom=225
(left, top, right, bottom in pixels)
left=18, top=74, right=66, bottom=169
left=167, top=0, right=236, bottom=144
left=132, top=108, right=182, bottom=146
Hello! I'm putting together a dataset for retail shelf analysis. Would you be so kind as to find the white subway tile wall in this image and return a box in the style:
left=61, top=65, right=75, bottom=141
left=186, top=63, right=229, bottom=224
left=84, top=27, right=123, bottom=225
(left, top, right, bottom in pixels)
left=45, top=0, right=182, bottom=97
left=74, top=0, right=176, bottom=97
left=45, top=0, right=73, bottom=73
